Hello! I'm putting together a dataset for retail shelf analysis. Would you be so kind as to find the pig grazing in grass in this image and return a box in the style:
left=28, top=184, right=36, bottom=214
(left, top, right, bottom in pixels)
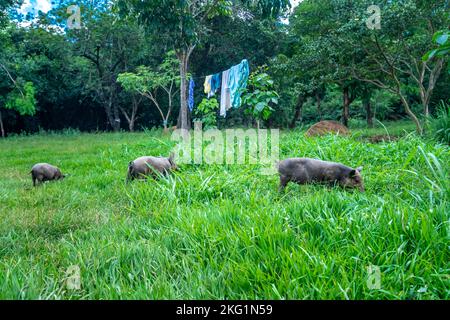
left=127, top=154, right=177, bottom=182
left=278, top=158, right=364, bottom=192
left=31, top=163, right=66, bottom=186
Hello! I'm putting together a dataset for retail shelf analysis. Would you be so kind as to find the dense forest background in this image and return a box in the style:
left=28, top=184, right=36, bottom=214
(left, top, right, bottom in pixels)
left=0, top=0, right=448, bottom=136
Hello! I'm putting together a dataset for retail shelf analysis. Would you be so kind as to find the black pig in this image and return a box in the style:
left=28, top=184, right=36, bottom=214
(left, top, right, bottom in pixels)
left=31, top=163, right=66, bottom=186
left=277, top=158, right=364, bottom=192
left=127, top=154, right=177, bottom=181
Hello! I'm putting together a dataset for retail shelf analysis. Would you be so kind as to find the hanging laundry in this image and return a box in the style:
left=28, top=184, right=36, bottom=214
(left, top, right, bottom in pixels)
left=220, top=69, right=231, bottom=117
left=188, top=79, right=195, bottom=112
left=204, top=75, right=212, bottom=97
left=209, top=72, right=221, bottom=98
left=228, top=59, right=250, bottom=109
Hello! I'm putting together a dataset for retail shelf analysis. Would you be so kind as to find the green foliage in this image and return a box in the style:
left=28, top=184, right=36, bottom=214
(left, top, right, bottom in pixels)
left=4, top=81, right=36, bottom=116
left=118, top=52, right=180, bottom=95
left=242, top=0, right=291, bottom=18
left=0, top=0, right=19, bottom=26
left=431, top=101, right=450, bottom=144
left=423, top=30, right=450, bottom=60
left=282, top=0, right=449, bottom=133
left=371, top=90, right=401, bottom=120
left=194, top=98, right=219, bottom=129
left=116, top=0, right=232, bottom=48
left=423, top=30, right=450, bottom=73
left=118, top=67, right=158, bottom=95
left=1, top=0, right=449, bottom=134
left=243, top=68, right=279, bottom=122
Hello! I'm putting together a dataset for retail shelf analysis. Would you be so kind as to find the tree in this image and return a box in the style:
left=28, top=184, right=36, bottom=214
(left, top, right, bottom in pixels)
left=0, top=0, right=19, bottom=27
left=118, top=52, right=180, bottom=132
left=117, top=0, right=290, bottom=131
left=0, top=66, right=37, bottom=137
left=347, top=0, right=448, bottom=134
left=287, top=0, right=358, bottom=127
left=286, top=0, right=448, bottom=133
left=0, top=21, right=37, bottom=137
left=47, top=0, right=149, bottom=132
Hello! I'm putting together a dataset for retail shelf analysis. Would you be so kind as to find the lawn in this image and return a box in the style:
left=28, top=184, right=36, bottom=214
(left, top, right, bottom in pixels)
left=0, top=122, right=448, bottom=299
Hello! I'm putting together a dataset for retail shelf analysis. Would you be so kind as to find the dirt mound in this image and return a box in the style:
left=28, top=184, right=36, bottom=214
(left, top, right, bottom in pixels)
left=305, top=121, right=350, bottom=137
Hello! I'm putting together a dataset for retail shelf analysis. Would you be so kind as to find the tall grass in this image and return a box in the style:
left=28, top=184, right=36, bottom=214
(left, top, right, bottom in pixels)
left=431, top=101, right=450, bottom=145
left=0, top=124, right=448, bottom=299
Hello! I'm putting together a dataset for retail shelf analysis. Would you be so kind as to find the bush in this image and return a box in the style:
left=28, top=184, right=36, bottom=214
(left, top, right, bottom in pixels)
left=194, top=98, right=219, bottom=129
left=431, top=101, right=450, bottom=144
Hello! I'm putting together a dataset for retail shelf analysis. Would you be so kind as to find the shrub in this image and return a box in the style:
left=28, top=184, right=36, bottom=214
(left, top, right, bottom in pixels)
left=431, top=101, right=450, bottom=144
left=194, top=98, right=219, bottom=129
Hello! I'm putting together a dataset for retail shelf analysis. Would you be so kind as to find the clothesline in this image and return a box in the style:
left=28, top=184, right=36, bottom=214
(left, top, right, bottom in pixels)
left=187, top=60, right=248, bottom=81
left=188, top=59, right=250, bottom=118
left=189, top=75, right=208, bottom=81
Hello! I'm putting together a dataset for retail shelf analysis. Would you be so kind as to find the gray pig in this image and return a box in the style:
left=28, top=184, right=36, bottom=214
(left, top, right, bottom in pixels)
left=127, top=154, right=177, bottom=181
left=31, top=163, right=66, bottom=186
left=277, top=158, right=364, bottom=192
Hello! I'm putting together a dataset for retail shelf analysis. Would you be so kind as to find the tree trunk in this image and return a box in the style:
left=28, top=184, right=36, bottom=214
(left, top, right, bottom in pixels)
left=113, top=105, right=120, bottom=131
left=342, top=87, right=350, bottom=127
left=104, top=86, right=120, bottom=132
left=392, top=74, right=423, bottom=135
left=130, top=95, right=140, bottom=132
left=119, top=107, right=136, bottom=132
left=111, top=89, right=121, bottom=132
left=107, top=109, right=120, bottom=131
left=399, top=94, right=423, bottom=135
left=178, top=50, right=190, bottom=131
left=363, top=95, right=373, bottom=128
left=422, top=93, right=429, bottom=119
left=422, top=59, right=444, bottom=119
left=163, top=121, right=169, bottom=134
left=105, top=104, right=116, bottom=132
left=129, top=119, right=134, bottom=132
left=289, top=95, right=304, bottom=129
left=128, top=107, right=136, bottom=132
left=0, top=109, right=5, bottom=138
left=316, top=92, right=322, bottom=121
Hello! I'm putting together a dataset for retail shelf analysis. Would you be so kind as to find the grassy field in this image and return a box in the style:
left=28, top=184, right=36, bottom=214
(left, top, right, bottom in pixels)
left=0, top=121, right=448, bottom=299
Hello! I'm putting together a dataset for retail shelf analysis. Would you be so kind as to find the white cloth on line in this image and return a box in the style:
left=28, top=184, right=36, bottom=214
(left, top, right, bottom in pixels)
left=220, top=69, right=231, bottom=117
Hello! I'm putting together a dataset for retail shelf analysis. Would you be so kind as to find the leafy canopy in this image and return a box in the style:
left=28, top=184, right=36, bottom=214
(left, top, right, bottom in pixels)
left=4, top=81, right=37, bottom=116
left=118, top=52, right=180, bottom=95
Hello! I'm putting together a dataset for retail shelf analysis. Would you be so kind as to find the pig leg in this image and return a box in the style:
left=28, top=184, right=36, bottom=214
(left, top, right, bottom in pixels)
left=126, top=167, right=135, bottom=183
left=32, top=175, right=36, bottom=187
left=35, top=174, right=44, bottom=186
left=279, top=175, right=290, bottom=192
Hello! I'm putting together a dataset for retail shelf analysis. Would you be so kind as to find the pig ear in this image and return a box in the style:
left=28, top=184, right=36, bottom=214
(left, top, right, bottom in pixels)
left=356, top=166, right=363, bottom=173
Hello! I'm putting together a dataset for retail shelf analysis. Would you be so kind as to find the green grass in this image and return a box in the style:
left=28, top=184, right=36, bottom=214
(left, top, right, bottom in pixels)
left=0, top=122, right=448, bottom=299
